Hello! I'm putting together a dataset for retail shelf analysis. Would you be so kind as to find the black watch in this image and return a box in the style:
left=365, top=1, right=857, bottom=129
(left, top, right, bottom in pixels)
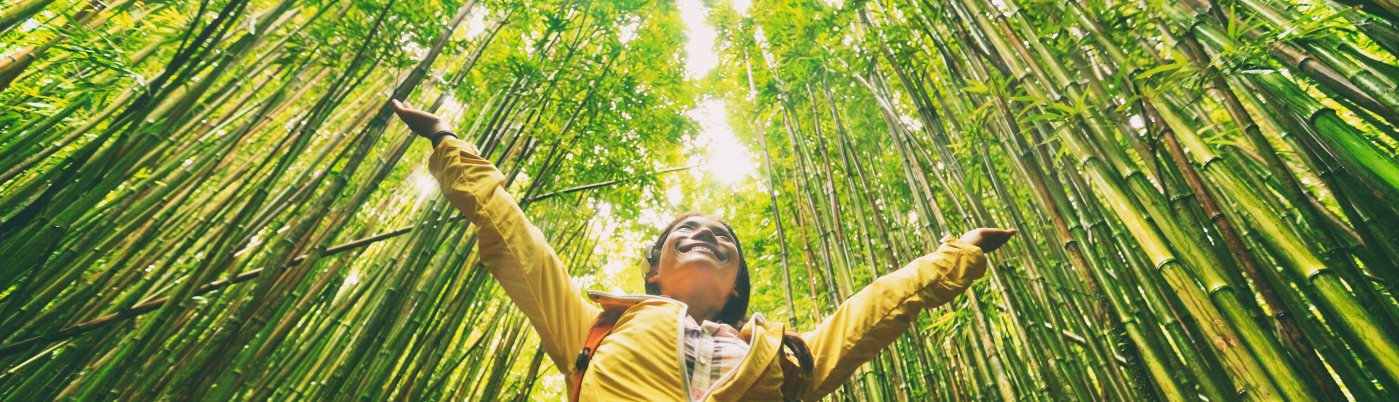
left=428, top=130, right=456, bottom=141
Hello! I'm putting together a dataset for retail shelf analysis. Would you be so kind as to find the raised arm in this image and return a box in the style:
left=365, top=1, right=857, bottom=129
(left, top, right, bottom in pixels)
left=396, top=99, right=599, bottom=373
left=797, top=229, right=1014, bottom=400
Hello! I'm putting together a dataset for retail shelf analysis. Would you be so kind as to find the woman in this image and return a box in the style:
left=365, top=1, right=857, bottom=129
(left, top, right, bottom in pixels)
left=391, top=99, right=1016, bottom=401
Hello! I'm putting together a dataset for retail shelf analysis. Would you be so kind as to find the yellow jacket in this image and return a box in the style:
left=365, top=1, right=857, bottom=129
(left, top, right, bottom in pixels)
left=429, top=137, right=988, bottom=401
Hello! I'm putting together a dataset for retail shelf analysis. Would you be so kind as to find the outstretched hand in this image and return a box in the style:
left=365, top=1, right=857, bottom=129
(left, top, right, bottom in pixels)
left=958, top=228, right=1017, bottom=253
left=390, top=99, right=452, bottom=138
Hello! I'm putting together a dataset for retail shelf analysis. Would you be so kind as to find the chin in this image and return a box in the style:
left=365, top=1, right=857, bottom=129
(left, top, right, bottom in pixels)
left=662, top=275, right=729, bottom=300
left=675, top=256, right=724, bottom=270
left=666, top=261, right=725, bottom=283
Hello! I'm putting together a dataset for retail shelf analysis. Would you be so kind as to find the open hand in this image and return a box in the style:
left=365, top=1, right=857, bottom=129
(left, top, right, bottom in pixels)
left=958, top=228, right=1017, bottom=253
left=390, top=99, right=451, bottom=137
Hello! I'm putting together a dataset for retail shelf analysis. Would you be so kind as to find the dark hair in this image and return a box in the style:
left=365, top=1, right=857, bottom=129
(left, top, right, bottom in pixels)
left=645, top=212, right=813, bottom=380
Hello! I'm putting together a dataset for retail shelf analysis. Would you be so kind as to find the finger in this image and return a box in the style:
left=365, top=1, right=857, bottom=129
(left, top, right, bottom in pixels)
left=989, top=228, right=1016, bottom=242
left=390, top=99, right=406, bottom=113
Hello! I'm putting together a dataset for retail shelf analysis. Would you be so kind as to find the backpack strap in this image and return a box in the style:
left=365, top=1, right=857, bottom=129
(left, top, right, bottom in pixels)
left=778, top=341, right=809, bottom=401
left=568, top=309, right=622, bottom=402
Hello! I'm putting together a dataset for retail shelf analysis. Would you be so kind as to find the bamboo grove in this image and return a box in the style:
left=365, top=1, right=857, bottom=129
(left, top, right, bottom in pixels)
left=1, top=0, right=1397, bottom=400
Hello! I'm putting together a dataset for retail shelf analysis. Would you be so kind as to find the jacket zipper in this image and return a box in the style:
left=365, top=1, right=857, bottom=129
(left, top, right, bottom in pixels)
left=677, top=305, right=692, bottom=399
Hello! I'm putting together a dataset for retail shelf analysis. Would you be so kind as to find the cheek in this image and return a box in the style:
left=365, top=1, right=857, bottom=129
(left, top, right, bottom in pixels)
left=653, top=240, right=687, bottom=280
left=657, top=240, right=682, bottom=266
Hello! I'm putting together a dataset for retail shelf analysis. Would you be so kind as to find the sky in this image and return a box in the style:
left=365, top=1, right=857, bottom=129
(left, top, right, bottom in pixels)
left=677, top=0, right=757, bottom=185
left=579, top=0, right=761, bottom=297
left=678, top=0, right=719, bottom=80
left=687, top=98, right=756, bottom=184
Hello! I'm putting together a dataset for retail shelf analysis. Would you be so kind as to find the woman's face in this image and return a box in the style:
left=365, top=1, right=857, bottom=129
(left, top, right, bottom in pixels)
left=648, top=216, right=742, bottom=312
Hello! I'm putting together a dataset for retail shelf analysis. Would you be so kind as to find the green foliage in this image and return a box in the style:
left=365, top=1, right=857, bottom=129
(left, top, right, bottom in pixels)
left=2, top=0, right=1399, bottom=400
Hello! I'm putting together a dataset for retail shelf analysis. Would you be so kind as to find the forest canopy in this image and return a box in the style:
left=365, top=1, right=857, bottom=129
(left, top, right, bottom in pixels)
left=2, top=0, right=1398, bottom=400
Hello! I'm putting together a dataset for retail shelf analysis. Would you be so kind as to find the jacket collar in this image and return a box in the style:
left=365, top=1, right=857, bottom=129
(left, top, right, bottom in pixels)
left=584, top=290, right=785, bottom=398
left=586, top=290, right=673, bottom=312
left=585, top=290, right=772, bottom=329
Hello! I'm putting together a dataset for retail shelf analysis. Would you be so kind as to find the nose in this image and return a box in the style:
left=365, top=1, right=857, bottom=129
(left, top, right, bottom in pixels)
left=692, top=226, right=717, bottom=243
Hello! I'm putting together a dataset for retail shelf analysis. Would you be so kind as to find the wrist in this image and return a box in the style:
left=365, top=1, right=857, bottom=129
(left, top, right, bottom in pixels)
left=428, top=131, right=457, bottom=148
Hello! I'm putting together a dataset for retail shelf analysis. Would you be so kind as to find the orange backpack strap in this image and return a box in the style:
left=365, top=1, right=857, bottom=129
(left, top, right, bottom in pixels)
left=568, top=309, right=622, bottom=402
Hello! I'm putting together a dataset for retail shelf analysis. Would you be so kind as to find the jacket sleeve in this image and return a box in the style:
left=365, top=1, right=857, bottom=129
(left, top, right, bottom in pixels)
left=428, top=137, right=600, bottom=373
left=798, top=235, right=987, bottom=400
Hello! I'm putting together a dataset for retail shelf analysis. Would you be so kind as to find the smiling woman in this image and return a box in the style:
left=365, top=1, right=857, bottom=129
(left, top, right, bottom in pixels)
left=393, top=100, right=1016, bottom=401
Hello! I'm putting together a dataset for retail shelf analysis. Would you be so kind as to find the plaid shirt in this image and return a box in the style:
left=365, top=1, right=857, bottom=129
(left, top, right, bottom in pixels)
left=682, top=316, right=751, bottom=401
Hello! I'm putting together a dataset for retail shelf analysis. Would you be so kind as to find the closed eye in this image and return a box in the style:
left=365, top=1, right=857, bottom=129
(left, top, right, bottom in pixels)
left=674, top=221, right=732, bottom=241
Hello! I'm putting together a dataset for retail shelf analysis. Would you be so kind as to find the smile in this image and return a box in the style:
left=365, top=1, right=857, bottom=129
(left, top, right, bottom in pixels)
left=679, top=243, right=723, bottom=260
